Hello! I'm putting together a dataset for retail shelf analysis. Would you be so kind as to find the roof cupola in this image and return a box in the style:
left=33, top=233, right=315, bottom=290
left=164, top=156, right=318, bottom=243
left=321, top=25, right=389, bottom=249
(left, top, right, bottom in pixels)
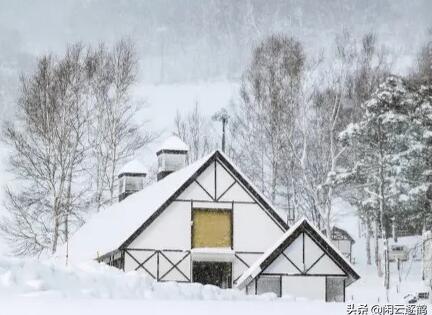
left=156, top=136, right=189, bottom=181
left=118, top=159, right=147, bottom=202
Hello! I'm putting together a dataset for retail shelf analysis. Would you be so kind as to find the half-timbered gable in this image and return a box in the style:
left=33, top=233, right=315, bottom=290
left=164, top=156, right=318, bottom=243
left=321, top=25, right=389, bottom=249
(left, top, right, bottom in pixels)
left=236, top=218, right=360, bottom=302
left=122, top=151, right=288, bottom=285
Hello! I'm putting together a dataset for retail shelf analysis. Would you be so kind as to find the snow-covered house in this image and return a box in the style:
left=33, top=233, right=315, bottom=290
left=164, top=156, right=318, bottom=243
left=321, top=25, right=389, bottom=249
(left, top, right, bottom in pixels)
left=60, top=136, right=359, bottom=301
left=330, top=226, right=355, bottom=263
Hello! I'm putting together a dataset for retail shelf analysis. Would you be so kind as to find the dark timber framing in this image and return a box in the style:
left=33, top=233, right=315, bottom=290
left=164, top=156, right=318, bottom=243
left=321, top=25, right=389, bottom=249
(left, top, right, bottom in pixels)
left=264, top=221, right=358, bottom=282
left=240, top=220, right=360, bottom=292
left=119, top=248, right=263, bottom=286
left=233, top=251, right=264, bottom=283
left=325, top=277, right=328, bottom=302
left=194, top=180, right=215, bottom=201
left=120, top=151, right=288, bottom=250
left=124, top=248, right=191, bottom=282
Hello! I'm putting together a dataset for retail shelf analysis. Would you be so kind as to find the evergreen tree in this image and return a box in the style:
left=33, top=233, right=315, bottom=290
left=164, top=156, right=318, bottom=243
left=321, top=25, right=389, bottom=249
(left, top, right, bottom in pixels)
left=339, top=75, right=428, bottom=297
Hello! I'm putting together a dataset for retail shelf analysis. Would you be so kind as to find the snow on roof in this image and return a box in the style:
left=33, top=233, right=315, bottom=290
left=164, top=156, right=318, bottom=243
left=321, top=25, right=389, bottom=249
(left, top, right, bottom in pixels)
left=236, top=217, right=359, bottom=289
left=55, top=152, right=214, bottom=263
left=156, top=135, right=189, bottom=153
left=332, top=226, right=355, bottom=243
left=118, top=159, right=148, bottom=175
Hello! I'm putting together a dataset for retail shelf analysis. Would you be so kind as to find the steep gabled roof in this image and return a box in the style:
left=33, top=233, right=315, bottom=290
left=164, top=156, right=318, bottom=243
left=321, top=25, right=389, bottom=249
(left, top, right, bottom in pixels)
left=236, top=218, right=360, bottom=290
left=322, top=226, right=356, bottom=244
left=57, top=150, right=287, bottom=263
left=332, top=226, right=355, bottom=243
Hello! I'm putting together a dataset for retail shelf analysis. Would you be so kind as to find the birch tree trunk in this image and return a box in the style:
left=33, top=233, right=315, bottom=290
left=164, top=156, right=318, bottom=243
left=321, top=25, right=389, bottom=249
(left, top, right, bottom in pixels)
left=366, top=219, right=372, bottom=265
left=375, top=218, right=382, bottom=276
left=378, top=119, right=390, bottom=299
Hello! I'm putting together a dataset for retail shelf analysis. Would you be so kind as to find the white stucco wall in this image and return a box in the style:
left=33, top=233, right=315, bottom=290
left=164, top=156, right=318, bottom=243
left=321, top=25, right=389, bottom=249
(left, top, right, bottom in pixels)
left=129, top=201, right=192, bottom=249
left=233, top=203, right=284, bottom=252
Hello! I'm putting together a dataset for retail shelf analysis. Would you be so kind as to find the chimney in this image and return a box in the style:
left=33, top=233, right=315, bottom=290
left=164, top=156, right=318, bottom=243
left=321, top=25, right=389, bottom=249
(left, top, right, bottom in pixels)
left=118, top=160, right=147, bottom=202
left=157, top=136, right=189, bottom=181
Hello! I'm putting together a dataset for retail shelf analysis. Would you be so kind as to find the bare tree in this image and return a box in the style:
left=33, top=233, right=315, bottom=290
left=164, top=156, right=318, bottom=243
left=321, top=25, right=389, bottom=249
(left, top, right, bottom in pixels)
left=1, top=44, right=90, bottom=255
left=230, top=35, right=305, bottom=206
left=412, top=28, right=432, bottom=85
left=1, top=39, right=154, bottom=257
left=86, top=40, right=154, bottom=210
left=230, top=31, right=391, bottom=243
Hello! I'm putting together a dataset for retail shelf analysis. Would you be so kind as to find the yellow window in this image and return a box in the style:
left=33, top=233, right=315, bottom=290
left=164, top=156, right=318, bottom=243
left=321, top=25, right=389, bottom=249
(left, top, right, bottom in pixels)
left=192, top=209, right=232, bottom=248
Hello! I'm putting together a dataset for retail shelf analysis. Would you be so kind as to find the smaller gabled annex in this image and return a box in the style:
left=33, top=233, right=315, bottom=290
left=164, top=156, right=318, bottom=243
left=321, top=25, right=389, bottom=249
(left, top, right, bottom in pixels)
left=236, top=218, right=360, bottom=302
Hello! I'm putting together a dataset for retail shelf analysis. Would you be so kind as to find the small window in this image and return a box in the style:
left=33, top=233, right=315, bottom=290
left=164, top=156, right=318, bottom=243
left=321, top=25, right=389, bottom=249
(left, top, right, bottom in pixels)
left=392, top=246, right=404, bottom=252
left=326, top=277, right=345, bottom=302
left=256, top=276, right=281, bottom=297
left=192, top=209, right=232, bottom=248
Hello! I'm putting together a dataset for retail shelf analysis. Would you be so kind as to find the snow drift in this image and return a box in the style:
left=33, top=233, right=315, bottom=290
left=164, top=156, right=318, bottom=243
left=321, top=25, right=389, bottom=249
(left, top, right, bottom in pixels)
left=0, top=257, right=270, bottom=300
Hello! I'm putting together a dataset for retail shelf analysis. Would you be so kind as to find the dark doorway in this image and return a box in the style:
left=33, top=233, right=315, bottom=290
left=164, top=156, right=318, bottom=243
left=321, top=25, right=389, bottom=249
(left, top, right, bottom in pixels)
left=192, top=262, right=232, bottom=289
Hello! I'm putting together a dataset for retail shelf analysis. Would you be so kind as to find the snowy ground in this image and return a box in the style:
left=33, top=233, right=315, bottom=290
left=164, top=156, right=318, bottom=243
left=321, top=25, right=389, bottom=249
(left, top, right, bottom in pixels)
left=0, top=257, right=379, bottom=315
left=0, top=257, right=345, bottom=314
left=0, top=253, right=428, bottom=315
left=0, top=298, right=346, bottom=315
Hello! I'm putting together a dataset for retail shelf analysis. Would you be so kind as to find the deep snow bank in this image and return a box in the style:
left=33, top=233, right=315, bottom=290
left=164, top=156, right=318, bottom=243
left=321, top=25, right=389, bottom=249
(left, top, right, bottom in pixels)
left=0, top=257, right=268, bottom=300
